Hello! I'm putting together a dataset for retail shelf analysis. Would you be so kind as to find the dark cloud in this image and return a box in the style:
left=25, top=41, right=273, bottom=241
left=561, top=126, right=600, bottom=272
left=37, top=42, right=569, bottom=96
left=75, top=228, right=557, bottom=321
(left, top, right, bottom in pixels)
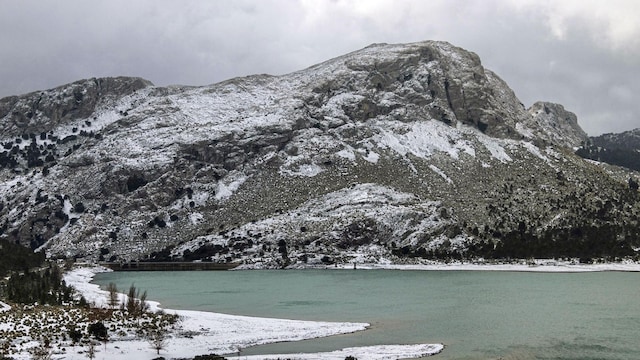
left=0, top=0, right=637, bottom=135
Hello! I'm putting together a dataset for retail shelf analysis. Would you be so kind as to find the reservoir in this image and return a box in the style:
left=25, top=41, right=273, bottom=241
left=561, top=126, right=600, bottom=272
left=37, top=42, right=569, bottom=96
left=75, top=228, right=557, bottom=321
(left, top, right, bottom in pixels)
left=93, top=269, right=640, bottom=359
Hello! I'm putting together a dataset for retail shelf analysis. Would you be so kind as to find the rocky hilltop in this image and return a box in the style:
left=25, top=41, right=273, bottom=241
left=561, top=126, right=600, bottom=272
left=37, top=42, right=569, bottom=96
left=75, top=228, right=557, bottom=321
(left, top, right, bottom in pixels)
left=577, top=128, right=640, bottom=173
left=590, top=128, right=640, bottom=150
left=0, top=41, right=638, bottom=268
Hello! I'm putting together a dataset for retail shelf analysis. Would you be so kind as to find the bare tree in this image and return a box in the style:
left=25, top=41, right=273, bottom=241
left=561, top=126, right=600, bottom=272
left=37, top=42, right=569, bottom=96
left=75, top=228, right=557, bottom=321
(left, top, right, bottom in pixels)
left=106, top=282, right=119, bottom=309
left=29, top=339, right=52, bottom=360
left=126, top=284, right=138, bottom=314
left=147, top=327, right=169, bottom=355
left=139, top=290, right=149, bottom=314
left=86, top=341, right=96, bottom=360
left=125, top=284, right=149, bottom=318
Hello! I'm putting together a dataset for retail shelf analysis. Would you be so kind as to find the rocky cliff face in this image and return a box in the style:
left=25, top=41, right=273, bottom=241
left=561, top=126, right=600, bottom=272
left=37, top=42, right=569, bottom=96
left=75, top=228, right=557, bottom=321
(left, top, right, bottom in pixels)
left=524, top=101, right=588, bottom=148
left=0, top=77, right=152, bottom=139
left=0, top=41, right=638, bottom=267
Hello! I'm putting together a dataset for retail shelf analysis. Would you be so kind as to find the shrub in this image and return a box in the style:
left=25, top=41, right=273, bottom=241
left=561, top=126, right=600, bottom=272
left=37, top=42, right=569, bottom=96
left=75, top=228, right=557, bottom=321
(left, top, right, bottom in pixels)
left=193, top=355, right=227, bottom=360
left=74, top=202, right=85, bottom=213
left=68, top=328, right=83, bottom=345
left=88, top=322, right=107, bottom=341
left=107, top=282, right=119, bottom=309
left=126, top=285, right=149, bottom=317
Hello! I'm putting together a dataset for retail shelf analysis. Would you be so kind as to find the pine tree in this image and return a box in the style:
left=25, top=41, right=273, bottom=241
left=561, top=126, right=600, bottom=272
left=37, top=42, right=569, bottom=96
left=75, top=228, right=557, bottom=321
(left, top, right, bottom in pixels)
left=107, top=282, right=119, bottom=309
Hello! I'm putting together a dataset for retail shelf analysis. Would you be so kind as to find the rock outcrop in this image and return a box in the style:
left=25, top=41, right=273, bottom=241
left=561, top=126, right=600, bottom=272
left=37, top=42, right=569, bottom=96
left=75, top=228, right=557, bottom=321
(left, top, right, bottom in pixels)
left=296, top=42, right=532, bottom=139
left=524, top=101, right=588, bottom=148
left=0, top=77, right=152, bottom=138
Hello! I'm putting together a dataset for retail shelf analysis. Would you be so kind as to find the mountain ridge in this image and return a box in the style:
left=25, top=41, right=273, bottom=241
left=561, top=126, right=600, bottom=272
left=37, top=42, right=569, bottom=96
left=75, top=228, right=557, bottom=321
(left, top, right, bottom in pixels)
left=576, top=127, right=640, bottom=173
left=0, top=41, right=638, bottom=267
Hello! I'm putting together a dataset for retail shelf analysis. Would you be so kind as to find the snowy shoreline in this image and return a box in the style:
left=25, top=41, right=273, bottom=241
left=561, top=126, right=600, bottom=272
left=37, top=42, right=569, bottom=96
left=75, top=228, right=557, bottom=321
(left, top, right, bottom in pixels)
left=8, top=260, right=633, bottom=360
left=61, top=265, right=445, bottom=360
left=326, top=260, right=640, bottom=272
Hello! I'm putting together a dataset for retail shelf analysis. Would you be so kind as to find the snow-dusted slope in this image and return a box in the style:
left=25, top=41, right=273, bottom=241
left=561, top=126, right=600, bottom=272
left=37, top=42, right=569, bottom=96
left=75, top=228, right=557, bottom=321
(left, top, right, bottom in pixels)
left=0, top=40, right=638, bottom=266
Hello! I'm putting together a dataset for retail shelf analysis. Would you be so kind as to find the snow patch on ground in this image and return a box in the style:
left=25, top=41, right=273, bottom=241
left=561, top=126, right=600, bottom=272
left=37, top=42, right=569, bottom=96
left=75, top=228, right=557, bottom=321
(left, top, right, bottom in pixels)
left=362, top=150, right=380, bottom=163
left=215, top=174, right=248, bottom=201
left=287, top=163, right=325, bottom=177
left=373, top=120, right=475, bottom=160
left=477, top=135, right=512, bottom=162
left=429, top=165, right=453, bottom=184
left=189, top=212, right=204, bottom=225
left=336, top=148, right=357, bottom=161
left=545, top=146, right=563, bottom=160
left=515, top=122, right=535, bottom=138
left=301, top=164, right=324, bottom=177
left=521, top=141, right=550, bottom=163
left=0, top=301, right=10, bottom=312
left=230, top=344, right=444, bottom=360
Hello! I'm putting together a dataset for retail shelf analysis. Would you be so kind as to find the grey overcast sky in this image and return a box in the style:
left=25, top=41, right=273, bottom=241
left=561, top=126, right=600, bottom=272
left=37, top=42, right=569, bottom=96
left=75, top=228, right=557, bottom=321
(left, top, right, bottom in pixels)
left=1, top=0, right=638, bottom=136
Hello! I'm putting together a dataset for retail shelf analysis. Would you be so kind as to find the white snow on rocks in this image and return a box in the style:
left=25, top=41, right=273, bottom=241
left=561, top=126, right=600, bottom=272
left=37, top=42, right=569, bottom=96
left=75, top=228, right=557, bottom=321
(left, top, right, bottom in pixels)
left=0, top=301, right=10, bottom=312
left=188, top=212, right=204, bottom=225
left=521, top=141, right=550, bottom=163
left=476, top=134, right=512, bottom=162
left=429, top=164, right=453, bottom=184
left=373, top=120, right=475, bottom=160
left=336, top=147, right=357, bottom=161
left=362, top=150, right=380, bottom=163
left=215, top=174, right=248, bottom=201
left=282, top=163, right=325, bottom=177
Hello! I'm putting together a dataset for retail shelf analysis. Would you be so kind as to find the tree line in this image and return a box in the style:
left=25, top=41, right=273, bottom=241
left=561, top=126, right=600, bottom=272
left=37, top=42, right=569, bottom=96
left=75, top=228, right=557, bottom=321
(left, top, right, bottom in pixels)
left=2, top=263, right=74, bottom=305
left=0, top=238, right=46, bottom=277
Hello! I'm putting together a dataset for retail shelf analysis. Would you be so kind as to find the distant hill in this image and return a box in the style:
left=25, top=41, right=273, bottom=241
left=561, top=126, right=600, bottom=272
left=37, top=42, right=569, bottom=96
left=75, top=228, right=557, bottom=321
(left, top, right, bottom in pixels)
left=576, top=128, right=640, bottom=172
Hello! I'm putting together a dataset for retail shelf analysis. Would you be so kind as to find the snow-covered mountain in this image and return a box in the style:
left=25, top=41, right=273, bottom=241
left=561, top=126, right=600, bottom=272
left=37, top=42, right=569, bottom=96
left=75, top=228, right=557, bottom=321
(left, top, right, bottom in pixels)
left=1, top=41, right=638, bottom=267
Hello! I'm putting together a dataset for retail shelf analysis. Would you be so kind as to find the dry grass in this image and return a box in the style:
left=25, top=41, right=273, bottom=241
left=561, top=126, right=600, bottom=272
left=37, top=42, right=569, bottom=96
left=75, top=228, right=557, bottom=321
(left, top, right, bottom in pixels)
left=0, top=302, right=179, bottom=358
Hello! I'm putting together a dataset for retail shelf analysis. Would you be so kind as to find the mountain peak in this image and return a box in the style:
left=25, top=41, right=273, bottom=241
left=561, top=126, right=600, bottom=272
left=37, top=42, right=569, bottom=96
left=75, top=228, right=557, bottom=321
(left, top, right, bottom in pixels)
left=1, top=41, right=637, bottom=266
left=290, top=40, right=533, bottom=140
left=291, top=40, right=592, bottom=149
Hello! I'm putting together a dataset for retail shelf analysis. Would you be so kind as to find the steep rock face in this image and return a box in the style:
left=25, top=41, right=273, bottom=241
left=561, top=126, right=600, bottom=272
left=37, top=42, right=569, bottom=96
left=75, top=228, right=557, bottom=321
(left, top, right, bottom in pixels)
left=296, top=42, right=531, bottom=139
left=0, top=41, right=638, bottom=267
left=523, top=101, right=588, bottom=148
left=0, top=77, right=152, bottom=138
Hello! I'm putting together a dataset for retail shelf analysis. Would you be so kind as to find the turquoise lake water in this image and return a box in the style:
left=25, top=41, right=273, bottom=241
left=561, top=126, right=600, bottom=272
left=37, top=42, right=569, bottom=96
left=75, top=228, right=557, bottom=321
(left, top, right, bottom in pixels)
left=93, top=270, right=640, bottom=359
